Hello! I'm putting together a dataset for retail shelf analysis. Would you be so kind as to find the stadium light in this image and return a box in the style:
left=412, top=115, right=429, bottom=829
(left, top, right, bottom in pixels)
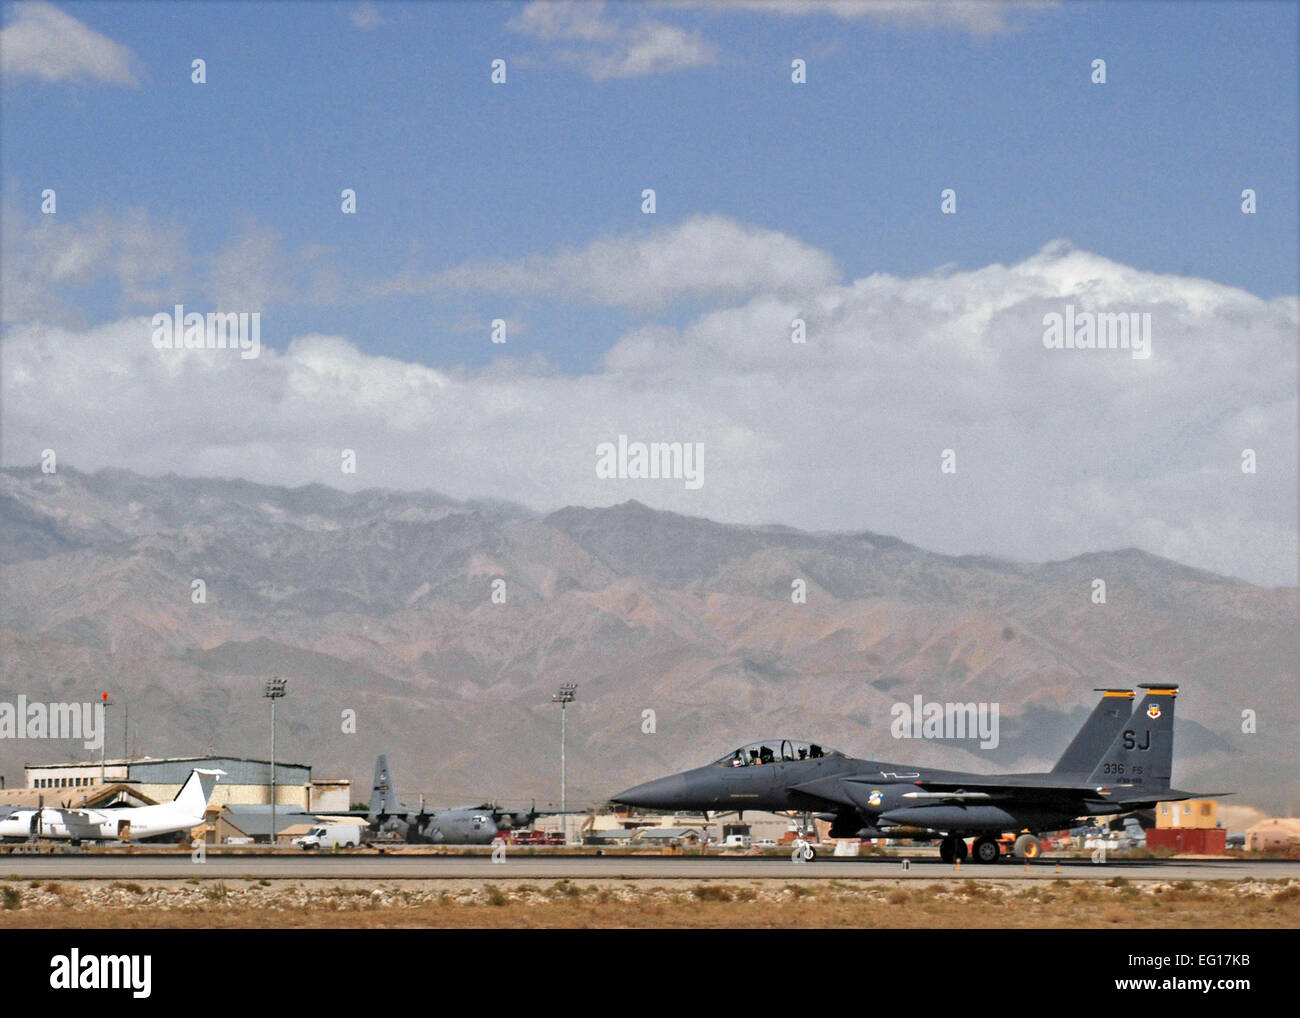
left=263, top=677, right=288, bottom=847
left=551, top=683, right=577, bottom=814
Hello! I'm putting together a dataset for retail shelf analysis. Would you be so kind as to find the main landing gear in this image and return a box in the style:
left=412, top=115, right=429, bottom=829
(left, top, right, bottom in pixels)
left=939, top=835, right=968, bottom=863
left=972, top=836, right=1001, bottom=864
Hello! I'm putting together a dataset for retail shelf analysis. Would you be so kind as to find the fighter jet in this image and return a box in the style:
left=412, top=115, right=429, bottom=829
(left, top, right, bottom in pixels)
left=367, top=755, right=550, bottom=845
left=614, top=685, right=1211, bottom=862
left=0, top=768, right=223, bottom=845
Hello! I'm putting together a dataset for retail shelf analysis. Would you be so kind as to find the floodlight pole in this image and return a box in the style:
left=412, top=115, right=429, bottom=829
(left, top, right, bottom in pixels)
left=99, top=693, right=112, bottom=785
left=552, top=684, right=577, bottom=815
left=264, top=678, right=287, bottom=847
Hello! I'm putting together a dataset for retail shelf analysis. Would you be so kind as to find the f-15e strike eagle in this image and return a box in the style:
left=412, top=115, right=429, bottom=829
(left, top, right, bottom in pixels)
left=614, top=685, right=1215, bottom=863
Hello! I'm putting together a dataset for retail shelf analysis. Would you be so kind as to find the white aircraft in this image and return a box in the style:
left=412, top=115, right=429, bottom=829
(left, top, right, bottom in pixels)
left=0, top=768, right=224, bottom=844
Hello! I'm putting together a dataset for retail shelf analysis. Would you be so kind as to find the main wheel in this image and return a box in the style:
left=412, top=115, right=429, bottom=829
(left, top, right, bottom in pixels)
left=939, top=837, right=954, bottom=863
left=1013, top=834, right=1041, bottom=860
left=953, top=837, right=968, bottom=862
left=972, top=836, right=1001, bottom=864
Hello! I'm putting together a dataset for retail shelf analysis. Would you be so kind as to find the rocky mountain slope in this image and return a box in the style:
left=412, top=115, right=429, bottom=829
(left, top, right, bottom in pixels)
left=2, top=466, right=1295, bottom=813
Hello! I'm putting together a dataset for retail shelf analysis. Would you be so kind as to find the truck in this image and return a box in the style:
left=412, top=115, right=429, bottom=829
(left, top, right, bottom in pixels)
left=721, top=822, right=751, bottom=850
left=293, top=824, right=362, bottom=850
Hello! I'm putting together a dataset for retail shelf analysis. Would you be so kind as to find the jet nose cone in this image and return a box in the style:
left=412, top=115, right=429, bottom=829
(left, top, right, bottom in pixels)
left=613, top=774, right=688, bottom=809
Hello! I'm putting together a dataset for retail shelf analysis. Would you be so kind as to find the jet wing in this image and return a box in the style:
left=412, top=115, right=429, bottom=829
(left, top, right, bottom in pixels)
left=787, top=776, right=860, bottom=810
left=896, top=778, right=1216, bottom=808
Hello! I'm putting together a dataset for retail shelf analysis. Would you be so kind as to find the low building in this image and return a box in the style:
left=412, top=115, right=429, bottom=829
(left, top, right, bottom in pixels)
left=1245, top=817, right=1300, bottom=852
left=23, top=755, right=347, bottom=811
left=1146, top=827, right=1227, bottom=855
left=309, top=778, right=351, bottom=813
left=217, top=804, right=318, bottom=844
left=1156, top=798, right=1218, bottom=829
left=583, top=829, right=640, bottom=846
left=639, top=827, right=709, bottom=846
left=0, top=783, right=156, bottom=810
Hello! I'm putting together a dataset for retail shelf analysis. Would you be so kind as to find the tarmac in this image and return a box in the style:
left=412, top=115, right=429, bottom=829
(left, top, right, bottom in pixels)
left=1, top=852, right=1295, bottom=882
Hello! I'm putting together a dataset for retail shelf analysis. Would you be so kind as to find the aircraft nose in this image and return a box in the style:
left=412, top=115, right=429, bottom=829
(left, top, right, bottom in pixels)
left=613, top=773, right=688, bottom=809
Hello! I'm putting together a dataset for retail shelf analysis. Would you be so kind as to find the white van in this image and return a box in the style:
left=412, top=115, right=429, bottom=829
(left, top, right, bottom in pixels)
left=293, top=825, right=361, bottom=850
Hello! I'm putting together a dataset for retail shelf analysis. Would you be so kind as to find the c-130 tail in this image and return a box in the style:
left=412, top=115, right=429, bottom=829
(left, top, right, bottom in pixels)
left=368, top=754, right=406, bottom=821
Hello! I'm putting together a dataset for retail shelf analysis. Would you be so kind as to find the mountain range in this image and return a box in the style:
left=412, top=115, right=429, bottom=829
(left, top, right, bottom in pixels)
left=1, top=466, right=1295, bottom=813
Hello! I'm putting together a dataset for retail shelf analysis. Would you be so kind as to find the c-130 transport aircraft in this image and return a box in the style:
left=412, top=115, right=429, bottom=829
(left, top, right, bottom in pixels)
left=614, top=685, right=1216, bottom=862
left=367, top=755, right=558, bottom=844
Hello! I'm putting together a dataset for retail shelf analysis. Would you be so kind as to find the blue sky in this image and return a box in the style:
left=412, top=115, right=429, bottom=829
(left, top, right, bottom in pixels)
left=2, top=1, right=1297, bottom=585
left=4, top=0, right=1296, bottom=370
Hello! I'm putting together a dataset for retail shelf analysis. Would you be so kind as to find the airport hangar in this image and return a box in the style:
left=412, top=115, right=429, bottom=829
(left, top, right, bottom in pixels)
left=19, top=755, right=351, bottom=813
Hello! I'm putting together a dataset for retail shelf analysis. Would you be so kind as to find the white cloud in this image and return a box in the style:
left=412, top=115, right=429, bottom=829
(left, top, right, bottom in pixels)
left=349, top=2, right=385, bottom=30
left=377, top=214, right=841, bottom=311
left=2, top=208, right=347, bottom=320
left=509, top=1, right=716, bottom=80
left=4, top=240, right=1295, bottom=587
left=0, top=1, right=138, bottom=85
left=1, top=205, right=187, bottom=322
left=685, top=0, right=1048, bottom=34
left=511, top=0, right=620, bottom=42
left=579, top=19, right=715, bottom=80
left=206, top=226, right=291, bottom=312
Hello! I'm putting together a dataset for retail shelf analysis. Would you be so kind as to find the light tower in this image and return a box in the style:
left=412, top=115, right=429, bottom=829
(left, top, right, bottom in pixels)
left=98, top=692, right=112, bottom=785
left=551, top=683, right=577, bottom=814
left=263, top=677, right=287, bottom=846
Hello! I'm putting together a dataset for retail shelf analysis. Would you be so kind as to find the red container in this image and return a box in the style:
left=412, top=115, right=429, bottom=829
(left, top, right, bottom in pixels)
left=1146, top=828, right=1227, bottom=855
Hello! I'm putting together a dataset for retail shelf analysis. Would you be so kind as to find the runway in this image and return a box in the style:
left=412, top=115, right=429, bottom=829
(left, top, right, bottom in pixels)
left=2, top=853, right=1294, bottom=882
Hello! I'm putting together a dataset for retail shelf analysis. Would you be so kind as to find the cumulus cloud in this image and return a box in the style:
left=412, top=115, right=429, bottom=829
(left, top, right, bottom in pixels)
left=349, top=2, right=385, bottom=30
left=509, top=1, right=716, bottom=80
left=1, top=205, right=188, bottom=323
left=0, top=1, right=139, bottom=85
left=4, top=237, right=1295, bottom=587
left=2, top=208, right=347, bottom=320
left=683, top=0, right=1049, bottom=34
left=377, top=214, right=841, bottom=311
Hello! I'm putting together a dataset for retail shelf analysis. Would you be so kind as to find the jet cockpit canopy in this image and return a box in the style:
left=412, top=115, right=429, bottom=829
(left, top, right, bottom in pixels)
left=712, top=739, right=842, bottom=767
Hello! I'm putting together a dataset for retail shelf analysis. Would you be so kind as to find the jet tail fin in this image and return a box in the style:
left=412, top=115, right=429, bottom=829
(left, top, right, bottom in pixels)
left=369, top=755, right=404, bottom=821
left=173, top=768, right=224, bottom=816
left=1052, top=688, right=1134, bottom=775
left=1087, top=685, right=1178, bottom=793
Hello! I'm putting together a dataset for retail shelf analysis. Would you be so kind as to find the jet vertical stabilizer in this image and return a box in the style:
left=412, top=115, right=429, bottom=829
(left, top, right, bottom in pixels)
left=1087, top=684, right=1178, bottom=793
left=1052, top=688, right=1134, bottom=775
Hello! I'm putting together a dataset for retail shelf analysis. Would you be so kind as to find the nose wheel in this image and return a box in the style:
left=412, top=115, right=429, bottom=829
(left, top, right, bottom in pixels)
left=939, top=835, right=968, bottom=863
